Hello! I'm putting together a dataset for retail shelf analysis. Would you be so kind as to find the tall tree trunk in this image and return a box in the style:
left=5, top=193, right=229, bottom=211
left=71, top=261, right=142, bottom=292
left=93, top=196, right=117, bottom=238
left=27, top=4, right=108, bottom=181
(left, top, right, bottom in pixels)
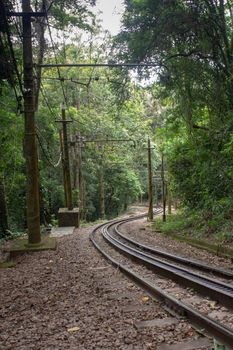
left=0, top=176, right=9, bottom=238
left=167, top=185, right=172, bottom=215
left=82, top=181, right=86, bottom=221
left=147, top=138, right=153, bottom=220
left=99, top=162, right=105, bottom=219
left=174, top=197, right=178, bottom=210
left=77, top=136, right=84, bottom=220
left=154, top=181, right=158, bottom=207
left=161, top=153, right=166, bottom=222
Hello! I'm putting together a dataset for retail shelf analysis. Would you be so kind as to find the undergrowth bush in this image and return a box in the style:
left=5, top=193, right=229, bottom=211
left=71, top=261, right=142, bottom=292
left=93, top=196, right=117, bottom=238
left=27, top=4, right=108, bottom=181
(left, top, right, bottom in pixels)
left=154, top=202, right=233, bottom=243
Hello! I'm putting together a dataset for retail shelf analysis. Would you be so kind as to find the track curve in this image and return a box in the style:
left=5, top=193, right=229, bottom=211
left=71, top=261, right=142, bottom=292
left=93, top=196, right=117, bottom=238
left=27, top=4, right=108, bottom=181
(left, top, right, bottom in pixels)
left=90, top=209, right=233, bottom=348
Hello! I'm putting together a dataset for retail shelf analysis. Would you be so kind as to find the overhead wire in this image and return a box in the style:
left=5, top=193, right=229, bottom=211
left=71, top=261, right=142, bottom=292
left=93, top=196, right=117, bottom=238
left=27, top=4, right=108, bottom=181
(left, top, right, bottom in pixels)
left=1, top=1, right=73, bottom=167
left=46, top=0, right=55, bottom=13
left=40, top=2, right=116, bottom=127
left=44, top=5, right=69, bottom=108
left=0, top=0, right=24, bottom=95
left=30, top=63, right=59, bottom=121
left=39, top=82, right=58, bottom=120
left=43, top=4, right=86, bottom=126
left=37, top=76, right=88, bottom=87
left=36, top=126, right=62, bottom=168
left=0, top=1, right=24, bottom=111
left=43, top=0, right=125, bottom=125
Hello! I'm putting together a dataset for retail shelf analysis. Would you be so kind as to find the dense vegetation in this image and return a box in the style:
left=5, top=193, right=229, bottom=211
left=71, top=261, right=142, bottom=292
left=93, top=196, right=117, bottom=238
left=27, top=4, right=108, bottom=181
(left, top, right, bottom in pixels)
left=115, top=0, right=233, bottom=240
left=1, top=0, right=233, bottom=242
left=0, top=0, right=158, bottom=239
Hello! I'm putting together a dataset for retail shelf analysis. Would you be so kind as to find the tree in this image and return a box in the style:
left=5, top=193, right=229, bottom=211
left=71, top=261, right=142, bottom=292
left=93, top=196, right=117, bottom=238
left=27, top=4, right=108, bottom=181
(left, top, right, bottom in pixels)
left=115, top=1, right=233, bottom=226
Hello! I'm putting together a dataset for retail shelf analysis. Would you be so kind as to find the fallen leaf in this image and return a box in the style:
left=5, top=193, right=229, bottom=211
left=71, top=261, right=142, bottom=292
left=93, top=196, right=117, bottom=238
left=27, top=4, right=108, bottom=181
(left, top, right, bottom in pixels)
left=67, top=326, right=80, bottom=333
left=142, top=296, right=149, bottom=302
left=209, top=301, right=216, bottom=309
left=124, top=319, right=133, bottom=325
left=185, top=329, right=194, bottom=337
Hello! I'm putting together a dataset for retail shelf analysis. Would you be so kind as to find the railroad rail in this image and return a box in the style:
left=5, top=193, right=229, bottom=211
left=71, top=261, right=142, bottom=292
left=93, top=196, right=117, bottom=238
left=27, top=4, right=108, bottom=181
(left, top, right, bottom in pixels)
left=103, top=221, right=233, bottom=309
left=90, top=210, right=233, bottom=348
left=115, top=220, right=233, bottom=280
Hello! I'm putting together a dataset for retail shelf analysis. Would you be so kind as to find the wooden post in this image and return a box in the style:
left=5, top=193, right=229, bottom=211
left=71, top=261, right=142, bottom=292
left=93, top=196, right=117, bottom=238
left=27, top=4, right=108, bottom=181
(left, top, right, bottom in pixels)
left=174, top=197, right=178, bottom=210
left=147, top=138, right=153, bottom=221
left=22, top=0, right=41, bottom=244
left=161, top=153, right=166, bottom=222
left=77, top=135, right=84, bottom=220
left=168, top=185, right=172, bottom=215
left=0, top=176, right=9, bottom=237
left=99, top=146, right=105, bottom=219
left=83, top=180, right=86, bottom=221
left=71, top=135, right=78, bottom=192
left=154, top=180, right=159, bottom=207
left=61, top=107, right=73, bottom=210
left=72, top=134, right=84, bottom=219
left=59, top=130, right=68, bottom=207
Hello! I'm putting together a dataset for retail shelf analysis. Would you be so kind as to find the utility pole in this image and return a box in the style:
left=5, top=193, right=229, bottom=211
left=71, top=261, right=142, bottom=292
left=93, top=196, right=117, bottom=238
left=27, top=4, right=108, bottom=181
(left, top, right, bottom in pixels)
left=167, top=184, right=172, bottom=215
left=57, top=107, right=73, bottom=210
left=71, top=134, right=84, bottom=219
left=147, top=137, right=153, bottom=221
left=59, top=130, right=68, bottom=207
left=57, top=110, right=79, bottom=228
left=22, top=0, right=41, bottom=244
left=77, top=137, right=84, bottom=219
left=98, top=146, right=105, bottom=219
left=161, top=153, right=166, bottom=222
left=0, top=176, right=9, bottom=238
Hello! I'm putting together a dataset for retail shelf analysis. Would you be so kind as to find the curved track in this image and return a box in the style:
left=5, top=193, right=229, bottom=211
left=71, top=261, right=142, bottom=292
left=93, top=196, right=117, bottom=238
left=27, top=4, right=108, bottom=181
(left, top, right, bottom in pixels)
left=103, top=221, right=233, bottom=308
left=90, top=210, right=233, bottom=348
left=115, top=219, right=233, bottom=279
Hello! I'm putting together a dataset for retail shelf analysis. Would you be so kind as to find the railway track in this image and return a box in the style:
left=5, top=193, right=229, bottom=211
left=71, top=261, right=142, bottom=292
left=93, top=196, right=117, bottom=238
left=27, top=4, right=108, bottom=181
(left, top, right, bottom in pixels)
left=90, top=209, right=233, bottom=349
left=115, top=218, right=233, bottom=280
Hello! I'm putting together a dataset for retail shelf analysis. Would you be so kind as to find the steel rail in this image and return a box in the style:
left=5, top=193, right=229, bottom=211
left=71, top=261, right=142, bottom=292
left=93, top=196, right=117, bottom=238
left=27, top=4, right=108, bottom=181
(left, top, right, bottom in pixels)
left=90, top=221, right=233, bottom=349
left=114, top=221, right=233, bottom=279
left=102, top=221, right=233, bottom=308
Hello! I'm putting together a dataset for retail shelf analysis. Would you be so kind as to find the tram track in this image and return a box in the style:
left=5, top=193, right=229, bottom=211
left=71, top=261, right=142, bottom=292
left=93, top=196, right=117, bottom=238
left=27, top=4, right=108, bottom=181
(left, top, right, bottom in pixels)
left=103, top=220, right=233, bottom=309
left=115, top=219, right=233, bottom=280
left=90, top=209, right=233, bottom=348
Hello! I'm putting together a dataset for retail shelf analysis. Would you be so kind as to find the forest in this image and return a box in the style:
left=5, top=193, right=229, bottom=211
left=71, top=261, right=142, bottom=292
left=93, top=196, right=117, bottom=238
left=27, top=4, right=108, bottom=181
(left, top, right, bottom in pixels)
left=1, top=0, right=233, bottom=244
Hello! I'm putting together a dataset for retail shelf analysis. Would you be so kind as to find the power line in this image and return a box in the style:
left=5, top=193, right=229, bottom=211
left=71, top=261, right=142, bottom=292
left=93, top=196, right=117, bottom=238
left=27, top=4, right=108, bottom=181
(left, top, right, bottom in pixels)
left=44, top=7, right=69, bottom=108
left=32, top=63, right=59, bottom=121
left=39, top=82, right=58, bottom=120
left=37, top=76, right=88, bottom=87
left=12, top=13, right=23, bottom=43
left=47, top=0, right=55, bottom=13
left=34, top=71, right=86, bottom=126
left=0, top=1, right=24, bottom=108
left=37, top=76, right=126, bottom=86
left=36, top=128, right=62, bottom=168
left=0, top=0, right=24, bottom=95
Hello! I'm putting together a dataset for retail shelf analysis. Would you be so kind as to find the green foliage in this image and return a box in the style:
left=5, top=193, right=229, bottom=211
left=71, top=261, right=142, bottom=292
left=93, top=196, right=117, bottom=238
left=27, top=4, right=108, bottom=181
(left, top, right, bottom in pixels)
left=0, top=28, right=156, bottom=234
left=105, top=165, right=143, bottom=217
left=0, top=83, right=25, bottom=233
left=154, top=208, right=233, bottom=243
left=154, top=212, right=194, bottom=235
left=116, top=0, right=233, bottom=237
